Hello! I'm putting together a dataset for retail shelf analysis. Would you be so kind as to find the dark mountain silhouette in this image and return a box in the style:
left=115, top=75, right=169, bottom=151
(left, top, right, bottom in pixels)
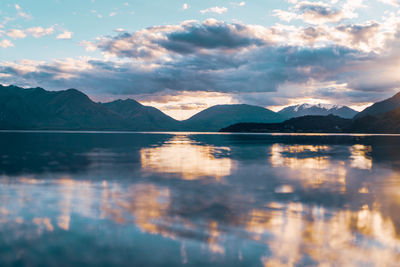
left=220, top=115, right=352, bottom=133
left=0, top=85, right=126, bottom=130
left=182, top=104, right=285, bottom=132
left=0, top=84, right=179, bottom=130
left=222, top=92, right=400, bottom=133
left=355, top=92, right=400, bottom=119
left=3, top=84, right=400, bottom=133
left=347, top=107, right=400, bottom=133
left=102, top=99, right=182, bottom=131
left=279, top=104, right=358, bottom=119
left=0, top=85, right=284, bottom=132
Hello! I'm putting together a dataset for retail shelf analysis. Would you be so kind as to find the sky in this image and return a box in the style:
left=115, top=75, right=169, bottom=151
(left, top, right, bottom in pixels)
left=1, top=0, right=400, bottom=119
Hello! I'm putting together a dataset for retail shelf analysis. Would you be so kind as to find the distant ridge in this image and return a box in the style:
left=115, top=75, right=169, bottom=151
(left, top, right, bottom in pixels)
left=220, top=115, right=352, bottom=133
left=220, top=91, right=400, bottom=134
left=355, top=92, right=400, bottom=119
left=103, top=99, right=182, bottom=130
left=0, top=84, right=179, bottom=131
left=3, top=84, right=400, bottom=133
left=0, top=85, right=284, bottom=131
left=278, top=103, right=358, bottom=119
left=182, top=104, right=285, bottom=132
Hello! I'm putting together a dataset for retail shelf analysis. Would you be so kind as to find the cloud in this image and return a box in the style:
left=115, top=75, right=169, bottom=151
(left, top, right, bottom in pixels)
left=7, top=29, right=26, bottom=39
left=0, top=44, right=374, bottom=97
left=2, top=17, right=400, bottom=108
left=80, top=41, right=97, bottom=51
left=231, top=2, right=246, bottom=7
left=183, top=3, right=189, bottom=10
left=26, top=26, right=55, bottom=38
left=273, top=0, right=364, bottom=25
left=109, top=12, right=117, bottom=17
left=0, top=39, right=14, bottom=48
left=378, top=0, right=400, bottom=6
left=200, top=6, right=228, bottom=14
left=4, top=26, right=55, bottom=40
left=91, top=10, right=103, bottom=18
left=336, top=22, right=381, bottom=50
left=56, top=31, right=73, bottom=40
left=14, top=4, right=32, bottom=19
left=90, top=19, right=271, bottom=60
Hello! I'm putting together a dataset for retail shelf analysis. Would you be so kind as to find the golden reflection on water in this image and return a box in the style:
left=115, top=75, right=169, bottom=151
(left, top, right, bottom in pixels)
left=0, top=177, right=94, bottom=232
left=100, top=182, right=227, bottom=255
left=207, top=221, right=225, bottom=255
left=140, top=136, right=235, bottom=181
left=270, top=144, right=347, bottom=191
left=100, top=182, right=181, bottom=239
left=246, top=202, right=400, bottom=266
left=1, top=173, right=400, bottom=266
left=350, top=144, right=373, bottom=170
left=96, top=182, right=400, bottom=266
left=1, top=139, right=400, bottom=266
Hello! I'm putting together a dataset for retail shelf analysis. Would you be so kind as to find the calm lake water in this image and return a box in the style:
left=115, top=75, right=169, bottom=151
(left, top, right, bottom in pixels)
left=1, top=132, right=400, bottom=266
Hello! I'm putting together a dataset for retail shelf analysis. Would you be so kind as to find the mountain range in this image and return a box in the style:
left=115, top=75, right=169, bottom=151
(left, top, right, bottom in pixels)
left=354, top=92, right=400, bottom=119
left=182, top=104, right=284, bottom=132
left=278, top=104, right=358, bottom=119
left=3, top=84, right=400, bottom=133
left=221, top=91, right=400, bottom=134
left=220, top=115, right=352, bottom=133
left=0, top=84, right=285, bottom=131
left=0, top=85, right=180, bottom=131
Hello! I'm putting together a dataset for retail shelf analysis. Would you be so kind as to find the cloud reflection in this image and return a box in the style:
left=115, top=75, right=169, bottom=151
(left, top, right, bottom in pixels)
left=246, top=203, right=400, bottom=266
left=1, top=135, right=400, bottom=266
left=350, top=144, right=373, bottom=170
left=270, top=144, right=347, bottom=191
left=140, top=136, right=236, bottom=181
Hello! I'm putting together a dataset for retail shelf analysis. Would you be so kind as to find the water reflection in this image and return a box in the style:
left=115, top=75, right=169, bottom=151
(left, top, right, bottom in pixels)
left=1, top=133, right=400, bottom=266
left=140, top=135, right=235, bottom=181
left=270, top=144, right=347, bottom=192
left=350, top=144, right=373, bottom=170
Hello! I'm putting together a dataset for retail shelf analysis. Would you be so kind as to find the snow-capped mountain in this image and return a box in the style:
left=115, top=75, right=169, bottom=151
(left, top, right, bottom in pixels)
left=278, top=103, right=358, bottom=119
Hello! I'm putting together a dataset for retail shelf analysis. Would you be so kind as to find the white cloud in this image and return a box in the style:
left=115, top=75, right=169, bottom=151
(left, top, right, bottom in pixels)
left=231, top=2, right=246, bottom=7
left=91, top=10, right=103, bottom=18
left=80, top=40, right=97, bottom=52
left=273, top=0, right=365, bottom=25
left=0, top=39, right=14, bottom=48
left=183, top=3, right=189, bottom=10
left=56, top=31, right=73, bottom=40
left=378, top=0, right=400, bottom=6
left=3, top=26, right=55, bottom=40
left=26, top=26, right=54, bottom=38
left=200, top=6, right=228, bottom=14
left=7, top=29, right=26, bottom=39
left=109, top=12, right=117, bottom=17
left=14, top=4, right=32, bottom=19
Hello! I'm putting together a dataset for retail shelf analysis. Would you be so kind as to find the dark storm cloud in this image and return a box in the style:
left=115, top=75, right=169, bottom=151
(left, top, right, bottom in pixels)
left=159, top=22, right=266, bottom=53
left=0, top=44, right=371, bottom=96
left=336, top=23, right=380, bottom=47
left=94, top=20, right=269, bottom=60
left=1, top=18, right=400, bottom=107
left=297, top=2, right=343, bottom=20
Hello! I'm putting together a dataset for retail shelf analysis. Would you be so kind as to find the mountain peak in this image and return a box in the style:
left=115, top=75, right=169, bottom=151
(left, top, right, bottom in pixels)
left=183, top=103, right=284, bottom=131
left=279, top=103, right=357, bottom=119
left=113, top=98, right=142, bottom=106
left=355, top=91, right=400, bottom=119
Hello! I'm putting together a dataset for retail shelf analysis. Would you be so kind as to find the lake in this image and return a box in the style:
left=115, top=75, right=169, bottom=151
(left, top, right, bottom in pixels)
left=1, top=132, right=400, bottom=266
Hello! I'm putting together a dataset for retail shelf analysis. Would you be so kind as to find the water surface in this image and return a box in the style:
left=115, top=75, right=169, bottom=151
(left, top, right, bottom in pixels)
left=1, top=132, right=400, bottom=266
